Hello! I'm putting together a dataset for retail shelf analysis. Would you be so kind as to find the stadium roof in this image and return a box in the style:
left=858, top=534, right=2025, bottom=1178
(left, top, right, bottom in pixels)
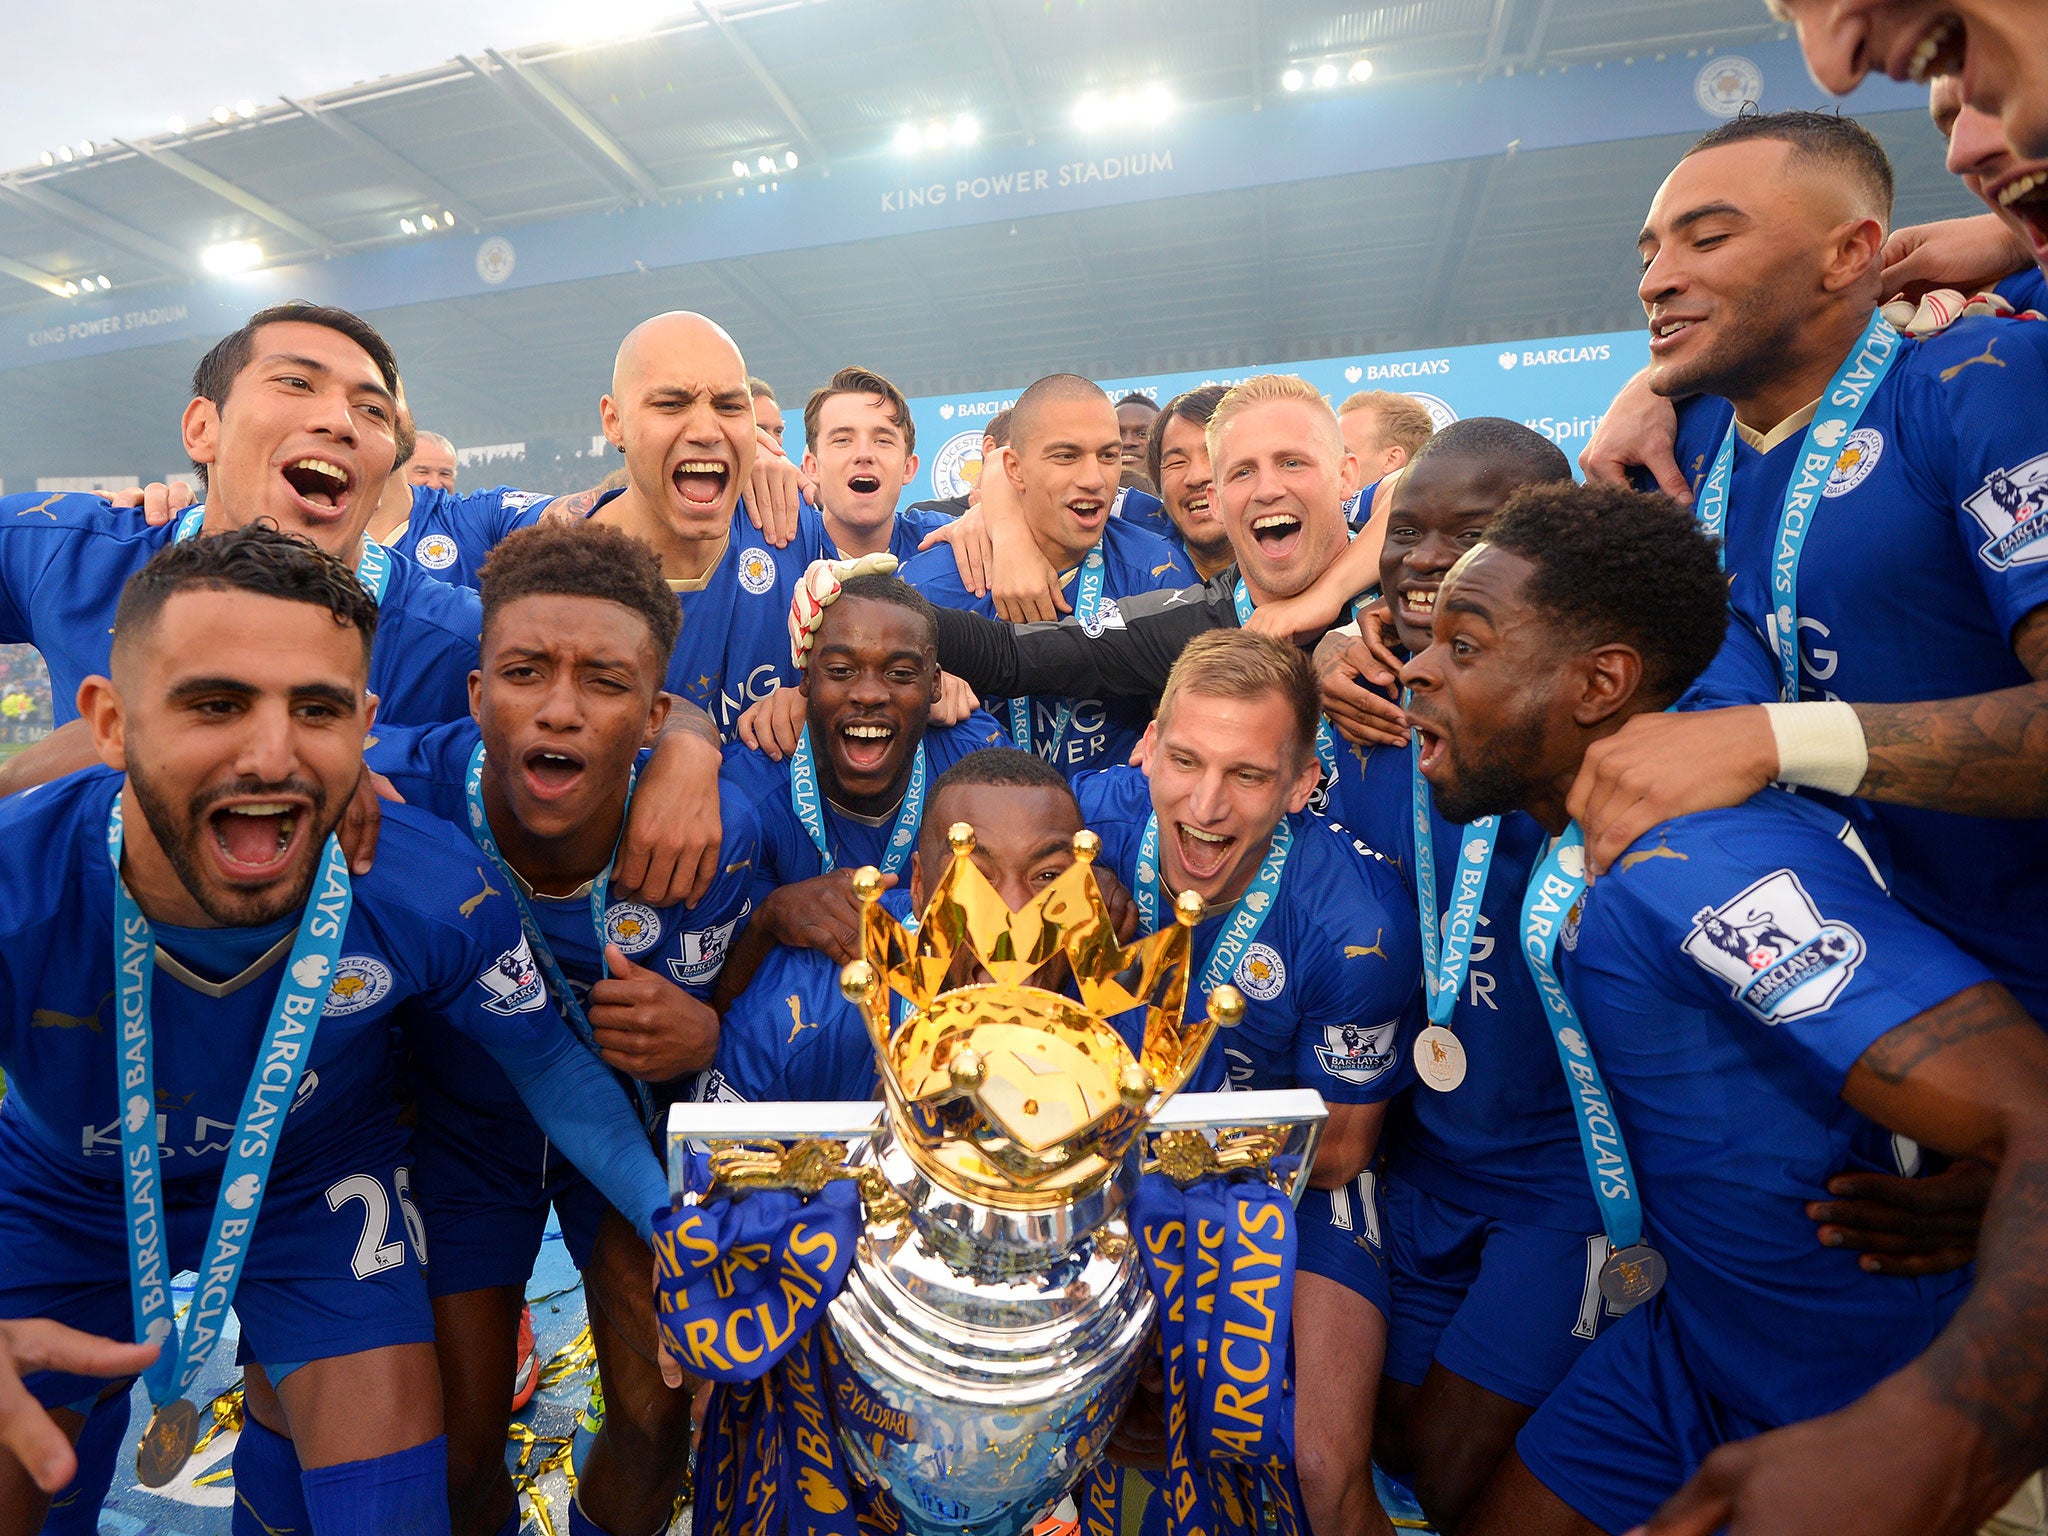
left=0, top=0, right=1975, bottom=488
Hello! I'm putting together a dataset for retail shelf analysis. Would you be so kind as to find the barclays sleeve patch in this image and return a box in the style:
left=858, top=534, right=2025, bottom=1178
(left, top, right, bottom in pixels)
left=668, top=906, right=748, bottom=987
left=1963, top=452, right=2048, bottom=569
left=476, top=935, right=549, bottom=1016
left=1315, top=1019, right=1400, bottom=1085
left=1681, top=869, right=1865, bottom=1024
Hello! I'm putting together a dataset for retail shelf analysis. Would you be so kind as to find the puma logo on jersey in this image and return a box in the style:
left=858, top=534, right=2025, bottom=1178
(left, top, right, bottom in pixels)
left=31, top=991, right=112, bottom=1032
left=1941, top=340, right=2005, bottom=381
left=1151, top=559, right=1179, bottom=576
left=16, top=494, right=62, bottom=520
left=1344, top=931, right=1388, bottom=961
left=1619, top=837, right=1691, bottom=874
left=785, top=993, right=816, bottom=1043
left=459, top=866, right=502, bottom=918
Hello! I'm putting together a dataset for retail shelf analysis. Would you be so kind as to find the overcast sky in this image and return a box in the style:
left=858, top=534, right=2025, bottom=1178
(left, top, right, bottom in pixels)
left=0, top=0, right=667, bottom=172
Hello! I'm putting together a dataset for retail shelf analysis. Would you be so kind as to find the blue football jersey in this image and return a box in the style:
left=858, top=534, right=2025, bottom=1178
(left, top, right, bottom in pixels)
left=366, top=719, right=762, bottom=1122
left=901, top=520, right=1194, bottom=777
left=1114, top=486, right=1175, bottom=543
left=1994, top=267, right=2048, bottom=312
left=0, top=768, right=667, bottom=1225
left=0, top=495, right=480, bottom=729
left=814, top=505, right=953, bottom=564
left=687, top=892, right=920, bottom=1109
left=396, top=483, right=559, bottom=588
left=508, top=489, right=816, bottom=734
left=1322, top=740, right=1598, bottom=1229
left=1563, top=790, right=1987, bottom=1425
left=1076, top=766, right=1420, bottom=1104
left=717, top=712, right=1009, bottom=908
left=1664, top=316, right=2048, bottom=1019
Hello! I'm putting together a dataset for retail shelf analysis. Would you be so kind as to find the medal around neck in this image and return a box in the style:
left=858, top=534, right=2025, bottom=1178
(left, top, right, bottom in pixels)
left=135, top=1397, right=200, bottom=1488
left=663, top=823, right=1328, bottom=1536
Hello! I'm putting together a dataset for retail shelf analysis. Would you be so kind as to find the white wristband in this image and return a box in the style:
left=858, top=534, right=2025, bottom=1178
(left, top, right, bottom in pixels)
left=1762, top=700, right=1868, bottom=796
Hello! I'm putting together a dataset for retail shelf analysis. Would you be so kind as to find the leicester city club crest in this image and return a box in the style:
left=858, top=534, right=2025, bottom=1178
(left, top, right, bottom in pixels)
left=604, top=902, right=663, bottom=957
left=322, top=956, right=394, bottom=1017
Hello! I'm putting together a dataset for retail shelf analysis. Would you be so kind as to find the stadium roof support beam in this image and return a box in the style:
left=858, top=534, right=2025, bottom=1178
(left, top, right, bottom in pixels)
left=0, top=253, right=68, bottom=298
left=1479, top=0, right=1521, bottom=76
left=694, top=3, right=823, bottom=161
left=969, top=0, right=1038, bottom=143
left=285, top=96, right=485, bottom=231
left=116, top=140, right=340, bottom=259
left=470, top=51, right=663, bottom=204
left=1521, top=0, right=1560, bottom=64
left=1415, top=151, right=1510, bottom=340
left=0, top=179, right=198, bottom=279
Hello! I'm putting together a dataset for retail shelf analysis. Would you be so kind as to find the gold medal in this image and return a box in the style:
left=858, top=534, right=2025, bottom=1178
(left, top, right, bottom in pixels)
left=135, top=1397, right=199, bottom=1488
left=1597, top=1244, right=1667, bottom=1313
left=1412, top=1025, right=1467, bottom=1092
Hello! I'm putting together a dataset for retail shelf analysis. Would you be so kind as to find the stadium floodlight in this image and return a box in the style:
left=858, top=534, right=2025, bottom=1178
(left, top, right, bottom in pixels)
left=1312, top=62, right=1339, bottom=89
left=1281, top=67, right=1304, bottom=92
left=96, top=274, right=110, bottom=290
left=235, top=100, right=256, bottom=118
left=1138, top=82, right=1174, bottom=122
left=952, top=113, right=980, bottom=145
left=56, top=146, right=73, bottom=163
left=923, top=122, right=947, bottom=148
left=400, top=217, right=417, bottom=234
left=202, top=240, right=263, bottom=275
left=1071, top=93, right=1107, bottom=132
left=757, top=155, right=775, bottom=173
left=442, top=209, right=455, bottom=224
left=61, top=281, right=78, bottom=296
left=894, top=124, right=921, bottom=154
left=212, top=105, right=233, bottom=124
left=783, top=150, right=798, bottom=169
left=732, top=159, right=749, bottom=177
left=1349, top=57, right=1374, bottom=83
left=168, top=116, right=186, bottom=134
left=79, top=141, right=95, bottom=157
left=39, top=152, right=53, bottom=166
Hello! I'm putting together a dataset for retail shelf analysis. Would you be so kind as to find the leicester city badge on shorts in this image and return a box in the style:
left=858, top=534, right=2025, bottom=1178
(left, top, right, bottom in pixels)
left=1681, top=869, right=1867, bottom=1024
left=1962, top=450, right=2048, bottom=569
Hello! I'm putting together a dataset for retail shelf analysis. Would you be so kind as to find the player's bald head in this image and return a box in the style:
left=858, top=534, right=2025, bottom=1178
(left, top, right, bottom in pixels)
left=1008, top=373, right=1112, bottom=453
left=612, top=311, right=746, bottom=396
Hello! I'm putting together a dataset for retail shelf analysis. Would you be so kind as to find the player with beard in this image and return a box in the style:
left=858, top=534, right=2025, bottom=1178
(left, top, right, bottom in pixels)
left=1145, top=385, right=1235, bottom=580
left=900, top=375, right=1409, bottom=749
left=363, top=522, right=758, bottom=1536
left=691, top=748, right=1108, bottom=1108
left=1075, top=629, right=1421, bottom=1536
left=900, top=374, right=1193, bottom=777
left=0, top=527, right=668, bottom=1536
left=1404, top=482, right=2048, bottom=1536
left=1559, top=112, right=2048, bottom=1028
left=714, top=574, right=1005, bottom=1002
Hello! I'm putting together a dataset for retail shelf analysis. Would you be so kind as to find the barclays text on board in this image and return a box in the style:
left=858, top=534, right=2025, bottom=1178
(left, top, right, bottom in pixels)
left=799, top=329, right=1644, bottom=505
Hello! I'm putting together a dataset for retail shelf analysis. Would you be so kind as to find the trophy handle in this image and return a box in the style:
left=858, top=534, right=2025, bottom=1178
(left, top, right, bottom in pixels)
left=1145, top=1088, right=1328, bottom=1203
left=665, top=1100, right=884, bottom=1204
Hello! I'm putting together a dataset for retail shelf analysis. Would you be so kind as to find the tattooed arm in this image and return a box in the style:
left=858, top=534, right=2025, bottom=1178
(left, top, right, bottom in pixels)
left=1638, top=980, right=2048, bottom=1536
left=1569, top=605, right=2048, bottom=875
left=1848, top=604, right=2048, bottom=815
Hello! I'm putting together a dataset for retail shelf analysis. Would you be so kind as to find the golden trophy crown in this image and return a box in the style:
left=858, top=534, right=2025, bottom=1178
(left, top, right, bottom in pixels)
left=838, top=823, right=1242, bottom=1211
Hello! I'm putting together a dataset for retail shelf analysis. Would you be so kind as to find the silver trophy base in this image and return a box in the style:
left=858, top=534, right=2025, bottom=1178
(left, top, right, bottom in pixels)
left=825, top=1129, right=1156, bottom=1536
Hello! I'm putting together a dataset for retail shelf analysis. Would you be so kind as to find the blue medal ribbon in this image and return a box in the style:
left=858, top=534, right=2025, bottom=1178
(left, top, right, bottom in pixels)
left=1691, top=309, right=1902, bottom=702
left=108, top=797, right=352, bottom=1410
left=1411, top=746, right=1498, bottom=1028
left=174, top=508, right=392, bottom=604
left=1135, top=813, right=1291, bottom=996
left=1010, top=546, right=1105, bottom=759
left=461, top=742, right=652, bottom=1123
left=788, top=724, right=925, bottom=877
left=1520, top=825, right=1648, bottom=1256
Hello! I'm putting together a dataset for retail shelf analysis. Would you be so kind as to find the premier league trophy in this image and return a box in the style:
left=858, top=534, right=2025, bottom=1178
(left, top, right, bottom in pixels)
left=659, top=825, right=1326, bottom=1536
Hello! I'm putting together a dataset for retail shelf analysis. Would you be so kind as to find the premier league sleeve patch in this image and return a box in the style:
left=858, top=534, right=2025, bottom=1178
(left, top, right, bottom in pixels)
left=475, top=936, right=549, bottom=1015
left=1315, top=1020, right=1400, bottom=1084
left=1681, top=869, right=1866, bottom=1024
left=1962, top=452, right=2048, bottom=569
left=668, top=906, right=748, bottom=987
